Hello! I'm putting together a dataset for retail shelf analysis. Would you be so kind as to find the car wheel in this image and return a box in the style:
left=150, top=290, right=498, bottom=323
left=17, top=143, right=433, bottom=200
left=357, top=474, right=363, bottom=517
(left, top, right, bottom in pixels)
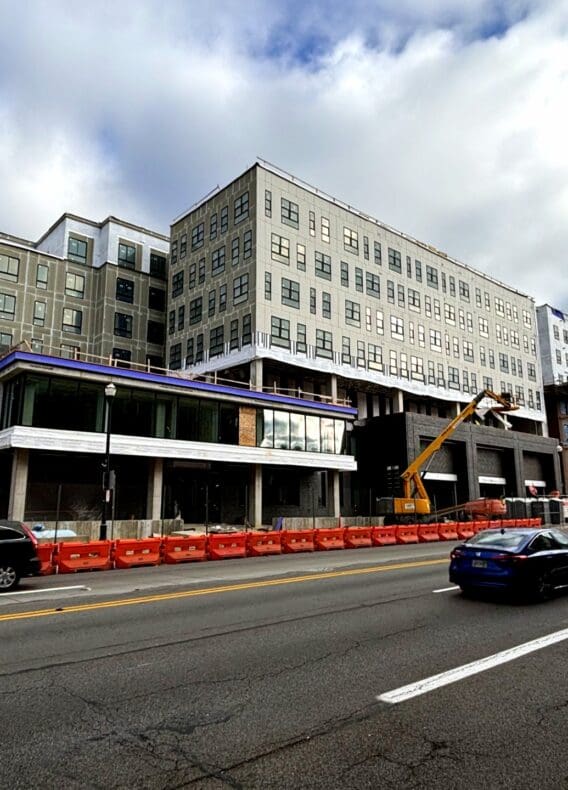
left=0, top=565, right=20, bottom=592
left=533, top=573, right=553, bottom=602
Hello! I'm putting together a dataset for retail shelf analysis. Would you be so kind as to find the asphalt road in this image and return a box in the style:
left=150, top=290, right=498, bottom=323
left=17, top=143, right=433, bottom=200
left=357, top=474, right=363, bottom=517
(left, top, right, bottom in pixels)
left=2, top=544, right=568, bottom=789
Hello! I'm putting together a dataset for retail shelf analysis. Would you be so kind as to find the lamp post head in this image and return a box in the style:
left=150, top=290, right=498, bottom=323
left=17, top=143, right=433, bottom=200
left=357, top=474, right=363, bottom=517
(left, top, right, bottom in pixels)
left=105, top=382, right=117, bottom=399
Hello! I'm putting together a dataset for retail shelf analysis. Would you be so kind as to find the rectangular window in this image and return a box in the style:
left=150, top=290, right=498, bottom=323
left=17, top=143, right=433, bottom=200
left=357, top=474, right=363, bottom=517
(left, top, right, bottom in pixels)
left=62, top=307, right=82, bottom=334
left=344, top=227, right=359, bottom=254
left=398, top=284, right=405, bottom=307
left=271, top=316, right=290, bottom=348
left=459, top=280, right=470, bottom=301
left=495, top=297, right=505, bottom=316
left=265, top=190, right=272, bottom=217
left=219, top=283, right=227, bottom=312
left=147, top=320, right=165, bottom=345
left=210, top=212, right=218, bottom=240
left=36, top=263, right=49, bottom=289
left=315, top=329, right=333, bottom=358
left=426, top=265, right=438, bottom=289
left=0, top=254, right=19, bottom=282
left=390, top=315, right=404, bottom=340
left=296, top=323, right=306, bottom=352
left=296, top=243, right=306, bottom=271
left=199, top=258, right=206, bottom=283
left=374, top=241, right=382, bottom=266
left=408, top=289, right=421, bottom=311
left=242, top=314, right=252, bottom=346
left=187, top=263, right=196, bottom=291
left=309, top=210, right=315, bottom=236
left=189, top=297, right=203, bottom=325
left=310, top=287, right=316, bottom=315
left=172, top=270, right=184, bottom=297
left=415, top=260, right=422, bottom=282
left=118, top=242, right=136, bottom=269
left=180, top=233, right=188, bottom=258
left=169, top=343, right=182, bottom=370
left=430, top=329, right=442, bottom=351
left=168, top=310, right=175, bottom=335
left=448, top=366, right=459, bottom=388
left=65, top=272, right=85, bottom=298
left=220, top=206, right=229, bottom=234
left=387, top=280, right=395, bottom=304
left=195, top=333, right=204, bottom=362
left=150, top=252, right=166, bottom=279
left=170, top=240, right=178, bottom=265
left=463, top=340, right=474, bottom=362
left=376, top=310, right=384, bottom=335
left=208, top=289, right=216, bottom=317
left=113, top=312, right=131, bottom=338
left=243, top=229, right=252, bottom=258
left=209, top=325, right=224, bottom=357
left=479, top=316, right=489, bottom=337
left=116, top=278, right=134, bottom=303
left=340, top=261, right=349, bottom=287
left=321, top=217, right=330, bottom=243
left=178, top=305, right=185, bottom=330
left=281, top=277, right=300, bottom=309
left=68, top=236, right=88, bottom=264
left=191, top=224, right=204, bottom=250
left=322, top=291, right=331, bottom=319
left=366, top=272, right=380, bottom=298
left=388, top=248, right=401, bottom=273
left=345, top=300, right=361, bottom=327
left=234, top=191, right=249, bottom=223
left=231, top=237, right=240, bottom=266
left=233, top=273, right=249, bottom=305
left=441, top=272, right=446, bottom=292
left=265, top=272, right=272, bottom=300
left=271, top=233, right=290, bottom=263
left=149, top=287, right=165, bottom=311
left=355, top=267, right=363, bottom=293
left=281, top=198, right=299, bottom=228
left=342, top=336, right=351, bottom=363
left=407, top=256, right=413, bottom=278
left=475, top=287, right=482, bottom=307
left=33, top=300, right=46, bottom=326
left=315, top=251, right=332, bottom=280
left=364, top=236, right=369, bottom=260
left=230, top=318, right=239, bottom=350
left=212, top=245, right=226, bottom=276
left=186, top=337, right=194, bottom=364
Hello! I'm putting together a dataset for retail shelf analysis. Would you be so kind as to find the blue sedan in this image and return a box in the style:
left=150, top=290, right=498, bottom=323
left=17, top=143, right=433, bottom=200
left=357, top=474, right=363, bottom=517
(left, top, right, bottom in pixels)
left=449, top=528, right=568, bottom=600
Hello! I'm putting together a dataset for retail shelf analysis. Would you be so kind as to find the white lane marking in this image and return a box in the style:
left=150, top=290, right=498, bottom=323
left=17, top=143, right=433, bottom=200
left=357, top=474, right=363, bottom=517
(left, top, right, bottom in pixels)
left=4, top=585, right=90, bottom=596
left=433, top=586, right=459, bottom=593
left=378, top=626, right=568, bottom=704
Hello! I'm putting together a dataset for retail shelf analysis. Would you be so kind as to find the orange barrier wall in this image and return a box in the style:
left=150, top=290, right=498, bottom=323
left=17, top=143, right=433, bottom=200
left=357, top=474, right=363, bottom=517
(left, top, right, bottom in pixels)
left=113, top=538, right=161, bottom=569
left=456, top=523, right=475, bottom=540
left=162, top=535, right=207, bottom=563
left=438, top=522, right=459, bottom=541
left=396, top=525, right=419, bottom=544
left=418, top=524, right=440, bottom=542
left=314, top=527, right=345, bottom=550
left=207, top=532, right=247, bottom=560
left=500, top=519, right=516, bottom=529
left=529, top=517, right=542, bottom=527
left=280, top=530, right=315, bottom=553
left=246, top=532, right=282, bottom=556
left=371, top=526, right=397, bottom=546
left=37, top=542, right=56, bottom=575
left=56, top=540, right=113, bottom=573
left=471, top=520, right=489, bottom=533
left=343, top=527, right=373, bottom=549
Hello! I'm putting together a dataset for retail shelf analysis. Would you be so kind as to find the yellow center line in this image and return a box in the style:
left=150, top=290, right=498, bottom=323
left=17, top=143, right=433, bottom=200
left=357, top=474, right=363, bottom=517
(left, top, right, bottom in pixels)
left=0, top=558, right=448, bottom=623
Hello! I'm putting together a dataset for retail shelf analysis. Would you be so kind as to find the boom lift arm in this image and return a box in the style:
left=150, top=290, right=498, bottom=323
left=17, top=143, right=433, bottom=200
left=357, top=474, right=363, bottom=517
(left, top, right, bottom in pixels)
left=381, top=389, right=519, bottom=517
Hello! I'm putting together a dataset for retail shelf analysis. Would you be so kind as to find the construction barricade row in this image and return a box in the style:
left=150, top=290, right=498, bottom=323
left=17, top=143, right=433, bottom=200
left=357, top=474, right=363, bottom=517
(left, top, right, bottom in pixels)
left=314, top=528, right=345, bottom=551
left=162, top=535, right=208, bottom=563
left=208, top=532, right=247, bottom=560
left=56, top=540, right=113, bottom=573
left=113, top=538, right=161, bottom=569
left=246, top=531, right=282, bottom=556
left=371, top=525, right=397, bottom=546
left=281, top=529, right=315, bottom=553
left=343, top=526, right=373, bottom=549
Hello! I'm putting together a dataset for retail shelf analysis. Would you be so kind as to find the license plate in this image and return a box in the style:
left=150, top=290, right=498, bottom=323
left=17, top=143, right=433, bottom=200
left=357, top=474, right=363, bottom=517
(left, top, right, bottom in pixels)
left=472, top=559, right=487, bottom=568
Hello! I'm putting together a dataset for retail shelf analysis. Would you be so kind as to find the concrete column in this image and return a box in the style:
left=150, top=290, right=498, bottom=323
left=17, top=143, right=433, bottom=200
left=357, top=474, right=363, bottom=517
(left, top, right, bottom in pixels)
left=250, top=464, right=262, bottom=528
left=513, top=445, right=525, bottom=496
left=330, top=470, right=341, bottom=518
left=357, top=391, right=368, bottom=420
left=392, top=389, right=404, bottom=413
left=8, top=448, right=29, bottom=521
left=330, top=374, right=338, bottom=404
left=451, top=401, right=461, bottom=418
left=372, top=395, right=380, bottom=418
left=250, top=358, right=263, bottom=392
left=146, top=458, right=164, bottom=521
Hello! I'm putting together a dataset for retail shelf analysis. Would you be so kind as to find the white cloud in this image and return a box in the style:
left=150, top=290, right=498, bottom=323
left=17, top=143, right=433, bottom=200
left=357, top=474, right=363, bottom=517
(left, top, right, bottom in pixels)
left=0, top=0, right=567, bottom=306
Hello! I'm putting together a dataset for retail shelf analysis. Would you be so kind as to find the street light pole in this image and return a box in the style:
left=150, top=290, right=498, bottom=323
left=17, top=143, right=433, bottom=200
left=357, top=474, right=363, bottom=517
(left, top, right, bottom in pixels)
left=99, top=382, right=117, bottom=540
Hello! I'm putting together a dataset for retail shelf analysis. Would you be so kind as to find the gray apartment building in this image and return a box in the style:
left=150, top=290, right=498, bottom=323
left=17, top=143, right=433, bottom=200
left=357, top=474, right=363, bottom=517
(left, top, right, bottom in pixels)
left=168, top=160, right=561, bottom=511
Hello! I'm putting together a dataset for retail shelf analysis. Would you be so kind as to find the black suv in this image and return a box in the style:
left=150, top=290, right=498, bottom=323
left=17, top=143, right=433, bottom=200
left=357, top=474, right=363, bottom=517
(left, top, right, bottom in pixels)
left=0, top=521, right=41, bottom=592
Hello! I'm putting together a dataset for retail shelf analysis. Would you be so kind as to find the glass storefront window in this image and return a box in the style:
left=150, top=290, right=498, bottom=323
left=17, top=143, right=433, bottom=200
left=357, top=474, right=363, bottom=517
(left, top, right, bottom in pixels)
left=274, top=410, right=290, bottom=449
left=290, top=413, right=306, bottom=451
left=306, top=415, right=320, bottom=453
left=321, top=418, right=335, bottom=453
left=259, top=410, right=274, bottom=447
left=334, top=420, right=346, bottom=455
left=198, top=400, right=219, bottom=443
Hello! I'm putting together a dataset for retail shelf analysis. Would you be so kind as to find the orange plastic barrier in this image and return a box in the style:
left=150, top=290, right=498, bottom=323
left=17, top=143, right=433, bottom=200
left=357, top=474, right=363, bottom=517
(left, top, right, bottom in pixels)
left=162, top=534, right=207, bottom=563
left=113, top=538, right=161, bottom=569
left=418, top=524, right=440, bottom=542
left=529, top=517, right=542, bottom=527
left=396, top=524, right=419, bottom=544
left=280, top=529, right=315, bottom=553
left=514, top=518, right=531, bottom=528
left=246, top=531, right=282, bottom=556
left=36, top=542, right=56, bottom=575
left=56, top=540, right=113, bottom=573
left=314, top=528, right=345, bottom=550
left=438, top=522, right=459, bottom=541
left=371, top=525, right=397, bottom=546
left=501, top=519, right=516, bottom=529
left=343, top=527, right=373, bottom=549
left=456, top=523, right=475, bottom=540
left=207, top=532, right=247, bottom=560
left=471, top=520, right=489, bottom=533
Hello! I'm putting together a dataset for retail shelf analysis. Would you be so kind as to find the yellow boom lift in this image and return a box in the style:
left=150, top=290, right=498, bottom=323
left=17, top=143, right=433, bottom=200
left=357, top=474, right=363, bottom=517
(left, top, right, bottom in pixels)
left=377, top=389, right=519, bottom=518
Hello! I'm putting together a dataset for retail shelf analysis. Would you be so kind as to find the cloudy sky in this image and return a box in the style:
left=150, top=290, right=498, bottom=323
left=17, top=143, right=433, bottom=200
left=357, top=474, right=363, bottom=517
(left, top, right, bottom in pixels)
left=0, top=0, right=567, bottom=307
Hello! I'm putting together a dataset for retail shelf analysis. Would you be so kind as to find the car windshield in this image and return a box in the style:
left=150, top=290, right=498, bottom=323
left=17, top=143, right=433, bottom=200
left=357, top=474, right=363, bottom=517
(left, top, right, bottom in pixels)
left=467, top=531, right=528, bottom=551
